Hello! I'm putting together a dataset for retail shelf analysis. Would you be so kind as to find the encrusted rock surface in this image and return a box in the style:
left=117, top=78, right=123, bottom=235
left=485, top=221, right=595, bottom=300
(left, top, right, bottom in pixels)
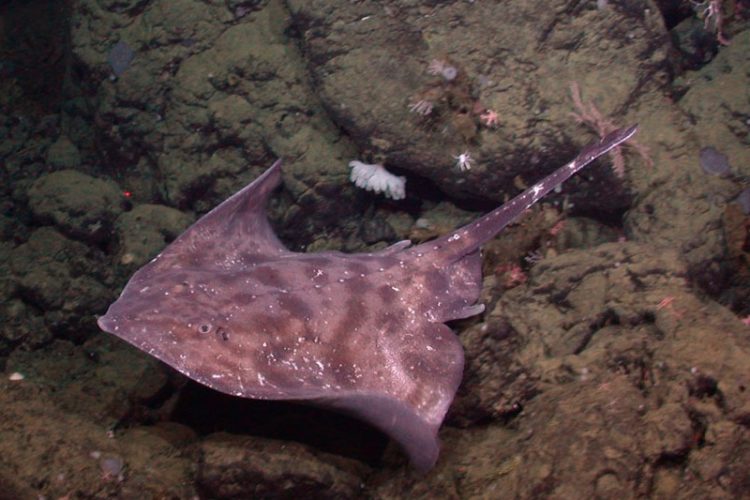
left=114, top=203, right=194, bottom=268
left=287, top=0, right=669, bottom=212
left=197, top=433, right=367, bottom=499
left=27, top=170, right=125, bottom=244
left=0, top=0, right=748, bottom=498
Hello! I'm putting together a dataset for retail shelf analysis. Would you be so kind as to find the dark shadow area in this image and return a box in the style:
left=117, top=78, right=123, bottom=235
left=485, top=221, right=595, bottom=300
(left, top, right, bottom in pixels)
left=0, top=0, right=71, bottom=115
left=171, top=380, right=389, bottom=466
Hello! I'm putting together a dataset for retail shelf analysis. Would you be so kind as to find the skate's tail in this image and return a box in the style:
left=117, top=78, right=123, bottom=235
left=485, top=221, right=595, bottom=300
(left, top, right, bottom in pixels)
left=411, top=125, right=638, bottom=262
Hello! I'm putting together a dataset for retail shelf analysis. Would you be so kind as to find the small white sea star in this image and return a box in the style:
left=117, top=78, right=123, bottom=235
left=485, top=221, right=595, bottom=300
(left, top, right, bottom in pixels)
left=480, top=109, right=499, bottom=127
left=454, top=151, right=473, bottom=171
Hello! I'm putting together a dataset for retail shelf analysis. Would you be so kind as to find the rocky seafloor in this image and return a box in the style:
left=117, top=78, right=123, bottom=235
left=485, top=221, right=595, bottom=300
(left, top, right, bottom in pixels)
left=0, top=0, right=749, bottom=498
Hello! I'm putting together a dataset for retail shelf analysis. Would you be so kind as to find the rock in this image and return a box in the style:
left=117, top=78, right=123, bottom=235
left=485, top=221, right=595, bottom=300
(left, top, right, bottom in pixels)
left=197, top=433, right=366, bottom=499
left=46, top=135, right=81, bottom=169
left=0, top=213, right=29, bottom=242
left=9, top=228, right=111, bottom=340
left=286, top=0, right=669, bottom=211
left=27, top=170, right=125, bottom=244
left=0, top=298, right=51, bottom=354
left=0, top=1, right=744, bottom=497
left=6, top=335, right=173, bottom=427
left=70, top=0, right=362, bottom=240
left=114, top=204, right=194, bottom=268
left=0, top=375, right=196, bottom=499
left=679, top=30, right=750, bottom=176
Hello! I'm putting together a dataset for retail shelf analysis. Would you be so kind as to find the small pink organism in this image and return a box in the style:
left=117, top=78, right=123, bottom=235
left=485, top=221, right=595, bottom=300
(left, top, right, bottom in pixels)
left=427, top=58, right=459, bottom=81
left=408, top=99, right=434, bottom=116
left=656, top=296, right=675, bottom=310
left=548, top=219, right=567, bottom=237
left=497, top=263, right=528, bottom=288
left=656, top=295, right=684, bottom=320
left=480, top=109, right=499, bottom=127
left=694, top=0, right=731, bottom=45
left=408, top=56, right=489, bottom=144
left=506, top=264, right=528, bottom=287
left=569, top=81, right=653, bottom=178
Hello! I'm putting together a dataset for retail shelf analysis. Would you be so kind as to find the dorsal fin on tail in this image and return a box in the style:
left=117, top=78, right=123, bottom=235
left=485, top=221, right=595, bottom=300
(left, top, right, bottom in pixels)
left=413, top=125, right=639, bottom=262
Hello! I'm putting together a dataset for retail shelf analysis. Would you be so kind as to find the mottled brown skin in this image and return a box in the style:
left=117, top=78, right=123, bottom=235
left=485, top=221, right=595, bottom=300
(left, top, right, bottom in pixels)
left=98, top=126, right=637, bottom=471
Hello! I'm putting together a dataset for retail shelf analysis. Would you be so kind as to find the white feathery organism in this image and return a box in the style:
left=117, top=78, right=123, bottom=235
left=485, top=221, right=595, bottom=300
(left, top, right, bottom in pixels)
left=453, top=151, right=473, bottom=171
left=348, top=161, right=406, bottom=200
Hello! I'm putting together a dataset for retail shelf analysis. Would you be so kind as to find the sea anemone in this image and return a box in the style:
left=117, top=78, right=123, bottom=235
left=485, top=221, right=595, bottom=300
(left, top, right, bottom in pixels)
left=699, top=146, right=732, bottom=177
left=349, top=161, right=406, bottom=200
left=428, top=59, right=458, bottom=82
